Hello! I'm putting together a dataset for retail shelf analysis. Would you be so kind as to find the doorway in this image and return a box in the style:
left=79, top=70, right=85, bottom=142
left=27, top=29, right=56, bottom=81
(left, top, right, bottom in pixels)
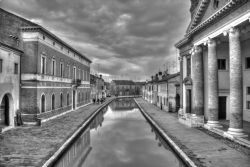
left=0, top=95, right=10, bottom=126
left=73, top=90, right=76, bottom=110
left=175, top=94, right=180, bottom=112
left=219, top=96, right=227, bottom=120
left=186, top=89, right=192, bottom=113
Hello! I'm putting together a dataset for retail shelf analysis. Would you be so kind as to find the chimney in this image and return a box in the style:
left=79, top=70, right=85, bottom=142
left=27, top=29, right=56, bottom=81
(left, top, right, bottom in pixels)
left=158, top=71, right=162, bottom=80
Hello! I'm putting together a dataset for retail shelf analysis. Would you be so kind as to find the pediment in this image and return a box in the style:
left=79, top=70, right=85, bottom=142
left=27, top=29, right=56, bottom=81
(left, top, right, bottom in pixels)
left=187, top=0, right=233, bottom=33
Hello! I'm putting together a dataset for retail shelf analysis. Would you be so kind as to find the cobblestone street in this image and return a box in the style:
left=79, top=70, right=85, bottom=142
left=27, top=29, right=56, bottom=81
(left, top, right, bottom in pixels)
left=0, top=98, right=114, bottom=167
left=135, top=98, right=250, bottom=167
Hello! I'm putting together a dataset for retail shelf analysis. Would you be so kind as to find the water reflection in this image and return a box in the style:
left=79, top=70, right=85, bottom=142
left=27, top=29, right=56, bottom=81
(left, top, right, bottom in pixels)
left=55, top=98, right=186, bottom=167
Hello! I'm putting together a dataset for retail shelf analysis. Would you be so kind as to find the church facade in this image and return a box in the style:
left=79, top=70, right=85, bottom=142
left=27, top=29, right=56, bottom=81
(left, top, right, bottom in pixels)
left=176, top=0, right=250, bottom=138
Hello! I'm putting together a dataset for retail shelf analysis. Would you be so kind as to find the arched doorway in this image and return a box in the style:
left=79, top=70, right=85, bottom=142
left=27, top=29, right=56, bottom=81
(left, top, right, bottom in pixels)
left=0, top=94, right=10, bottom=126
left=41, top=94, right=45, bottom=113
left=183, top=77, right=192, bottom=114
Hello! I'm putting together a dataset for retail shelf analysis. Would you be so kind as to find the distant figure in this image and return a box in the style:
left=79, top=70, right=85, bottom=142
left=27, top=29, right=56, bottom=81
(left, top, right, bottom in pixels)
left=93, top=98, right=96, bottom=104
left=16, top=110, right=23, bottom=126
left=160, top=103, right=163, bottom=110
left=97, top=98, right=100, bottom=103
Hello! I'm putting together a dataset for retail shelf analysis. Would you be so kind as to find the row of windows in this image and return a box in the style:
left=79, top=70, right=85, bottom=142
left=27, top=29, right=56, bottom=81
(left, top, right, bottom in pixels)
left=186, top=57, right=250, bottom=76
left=42, top=35, right=89, bottom=66
left=40, top=92, right=90, bottom=113
left=0, top=59, right=18, bottom=74
left=41, top=56, right=90, bottom=81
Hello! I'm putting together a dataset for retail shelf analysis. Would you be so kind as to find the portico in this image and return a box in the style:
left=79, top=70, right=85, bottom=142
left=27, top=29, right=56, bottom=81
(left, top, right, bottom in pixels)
left=176, top=0, right=250, bottom=139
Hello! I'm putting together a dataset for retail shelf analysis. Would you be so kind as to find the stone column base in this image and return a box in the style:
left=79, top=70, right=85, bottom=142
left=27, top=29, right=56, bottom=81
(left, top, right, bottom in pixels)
left=224, top=128, right=248, bottom=139
left=204, top=121, right=222, bottom=130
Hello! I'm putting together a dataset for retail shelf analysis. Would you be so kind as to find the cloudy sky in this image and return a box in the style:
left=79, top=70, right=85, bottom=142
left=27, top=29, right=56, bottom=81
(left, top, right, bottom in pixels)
left=1, top=0, right=190, bottom=81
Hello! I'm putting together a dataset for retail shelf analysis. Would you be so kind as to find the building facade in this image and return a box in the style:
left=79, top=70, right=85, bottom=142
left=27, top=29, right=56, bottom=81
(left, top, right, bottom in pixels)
left=143, top=72, right=180, bottom=112
left=110, top=80, right=139, bottom=96
left=90, top=74, right=105, bottom=101
left=1, top=8, right=91, bottom=125
left=176, top=0, right=250, bottom=137
left=0, top=42, right=22, bottom=132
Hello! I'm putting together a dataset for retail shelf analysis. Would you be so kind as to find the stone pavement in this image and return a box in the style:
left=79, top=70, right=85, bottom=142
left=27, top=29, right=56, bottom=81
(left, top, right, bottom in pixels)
left=135, top=98, right=250, bottom=167
left=0, top=98, right=115, bottom=167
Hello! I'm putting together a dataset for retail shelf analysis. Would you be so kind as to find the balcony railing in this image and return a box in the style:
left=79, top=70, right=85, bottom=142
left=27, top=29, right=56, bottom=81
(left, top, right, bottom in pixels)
left=72, top=79, right=82, bottom=86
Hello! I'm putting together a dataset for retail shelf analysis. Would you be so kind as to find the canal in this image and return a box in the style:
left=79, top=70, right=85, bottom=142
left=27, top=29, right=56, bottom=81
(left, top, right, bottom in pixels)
left=55, top=98, right=186, bottom=167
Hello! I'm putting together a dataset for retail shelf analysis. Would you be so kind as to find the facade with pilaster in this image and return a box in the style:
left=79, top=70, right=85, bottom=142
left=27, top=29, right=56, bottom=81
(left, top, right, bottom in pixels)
left=176, top=0, right=249, bottom=138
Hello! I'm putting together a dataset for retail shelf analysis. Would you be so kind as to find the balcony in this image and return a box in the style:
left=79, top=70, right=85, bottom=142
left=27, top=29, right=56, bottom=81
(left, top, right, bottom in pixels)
left=72, top=79, right=82, bottom=87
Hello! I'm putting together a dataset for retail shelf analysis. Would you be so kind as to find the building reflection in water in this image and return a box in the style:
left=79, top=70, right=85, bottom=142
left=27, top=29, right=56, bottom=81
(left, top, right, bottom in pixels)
left=54, top=127, right=91, bottom=167
left=54, top=107, right=107, bottom=167
left=54, top=98, right=186, bottom=167
left=109, top=98, right=137, bottom=111
left=150, top=126, right=186, bottom=167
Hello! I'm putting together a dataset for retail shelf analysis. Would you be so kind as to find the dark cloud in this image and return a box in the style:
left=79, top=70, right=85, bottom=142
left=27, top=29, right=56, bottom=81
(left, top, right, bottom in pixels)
left=2, top=0, right=190, bottom=81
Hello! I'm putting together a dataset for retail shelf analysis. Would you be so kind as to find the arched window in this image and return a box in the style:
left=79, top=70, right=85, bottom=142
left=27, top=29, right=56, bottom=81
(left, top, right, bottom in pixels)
left=60, top=93, right=63, bottom=107
left=67, top=93, right=70, bottom=106
left=52, top=94, right=55, bottom=110
left=41, top=94, right=46, bottom=113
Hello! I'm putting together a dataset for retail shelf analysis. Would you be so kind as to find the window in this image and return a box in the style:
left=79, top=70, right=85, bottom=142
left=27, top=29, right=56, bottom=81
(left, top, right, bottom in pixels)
left=78, top=68, right=81, bottom=79
left=247, top=101, right=250, bottom=109
left=78, top=92, right=81, bottom=103
left=53, top=41, right=55, bottom=46
left=41, top=94, right=46, bottom=113
left=218, top=59, right=226, bottom=70
left=52, top=58, right=56, bottom=76
left=82, top=70, right=85, bottom=80
left=187, top=57, right=191, bottom=76
left=43, top=35, right=45, bottom=40
left=14, top=63, right=18, bottom=74
left=60, top=62, right=64, bottom=77
left=0, top=59, right=2, bottom=73
left=41, top=56, right=46, bottom=74
left=213, top=0, right=219, bottom=9
left=247, top=87, right=250, bottom=95
left=52, top=94, right=55, bottom=110
left=60, top=93, right=63, bottom=107
left=73, top=67, right=76, bottom=79
left=246, top=57, right=250, bottom=69
left=67, top=93, right=70, bottom=106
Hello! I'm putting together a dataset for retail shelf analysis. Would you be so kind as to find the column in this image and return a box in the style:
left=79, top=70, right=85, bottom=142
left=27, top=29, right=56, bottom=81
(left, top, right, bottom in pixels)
left=191, top=46, right=204, bottom=115
left=227, top=27, right=246, bottom=137
left=206, top=38, right=221, bottom=128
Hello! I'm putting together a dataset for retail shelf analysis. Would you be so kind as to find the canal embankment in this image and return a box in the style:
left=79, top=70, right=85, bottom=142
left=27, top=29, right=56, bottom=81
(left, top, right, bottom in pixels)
left=135, top=98, right=250, bottom=167
left=0, top=97, right=115, bottom=167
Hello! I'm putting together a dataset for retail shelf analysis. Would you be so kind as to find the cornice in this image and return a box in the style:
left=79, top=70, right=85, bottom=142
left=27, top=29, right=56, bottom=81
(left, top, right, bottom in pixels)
left=176, top=0, right=247, bottom=48
left=188, top=0, right=210, bottom=31
left=21, top=26, right=92, bottom=63
left=186, top=0, right=247, bottom=37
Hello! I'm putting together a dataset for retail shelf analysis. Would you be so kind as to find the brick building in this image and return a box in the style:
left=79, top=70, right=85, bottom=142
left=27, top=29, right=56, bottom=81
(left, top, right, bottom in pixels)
left=175, top=0, right=249, bottom=137
left=1, top=8, right=91, bottom=125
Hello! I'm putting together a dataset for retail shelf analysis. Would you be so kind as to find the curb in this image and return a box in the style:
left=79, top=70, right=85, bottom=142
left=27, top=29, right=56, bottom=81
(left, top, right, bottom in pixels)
left=42, top=98, right=115, bottom=167
left=134, top=98, right=198, bottom=167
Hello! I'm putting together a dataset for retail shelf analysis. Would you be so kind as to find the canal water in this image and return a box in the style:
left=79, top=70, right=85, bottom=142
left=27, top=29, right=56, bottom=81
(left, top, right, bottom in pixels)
left=55, top=98, right=186, bottom=167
